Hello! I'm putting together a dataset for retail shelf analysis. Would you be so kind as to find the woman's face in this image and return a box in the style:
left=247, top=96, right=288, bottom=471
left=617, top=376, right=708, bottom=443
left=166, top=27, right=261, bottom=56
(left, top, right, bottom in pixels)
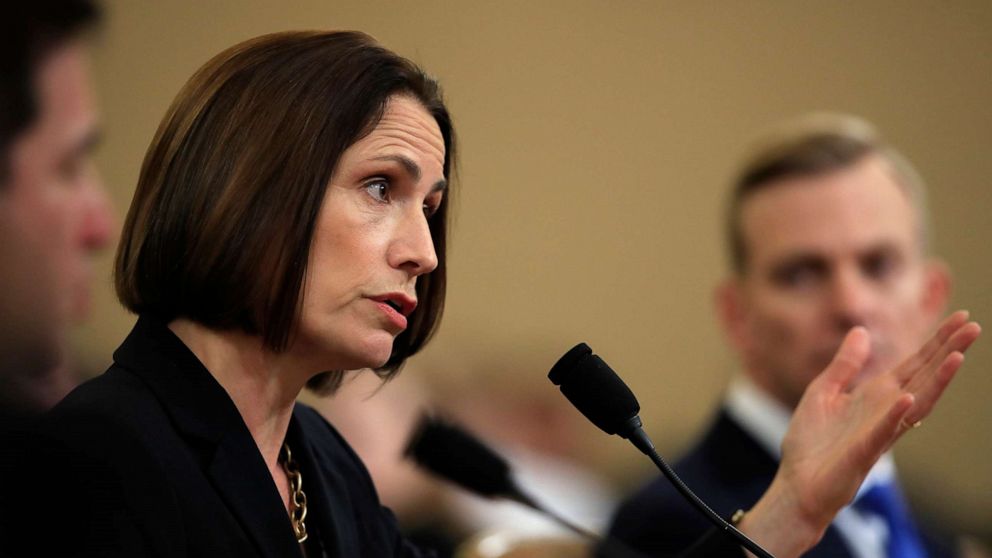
left=294, top=95, right=446, bottom=372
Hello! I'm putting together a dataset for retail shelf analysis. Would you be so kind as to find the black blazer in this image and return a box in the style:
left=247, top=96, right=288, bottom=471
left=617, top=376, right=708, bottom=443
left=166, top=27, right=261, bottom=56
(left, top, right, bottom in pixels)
left=607, top=409, right=961, bottom=558
left=25, top=316, right=431, bottom=558
left=15, top=318, right=773, bottom=558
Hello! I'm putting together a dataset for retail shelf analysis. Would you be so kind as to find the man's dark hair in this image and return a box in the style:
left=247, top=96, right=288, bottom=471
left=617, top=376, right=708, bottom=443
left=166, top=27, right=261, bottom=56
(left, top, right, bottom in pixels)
left=115, top=31, right=456, bottom=394
left=0, top=0, right=100, bottom=184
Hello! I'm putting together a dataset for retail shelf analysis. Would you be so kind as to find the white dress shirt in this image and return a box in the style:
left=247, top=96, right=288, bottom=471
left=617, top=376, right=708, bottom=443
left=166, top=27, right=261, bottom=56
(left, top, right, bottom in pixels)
left=724, top=375, right=899, bottom=558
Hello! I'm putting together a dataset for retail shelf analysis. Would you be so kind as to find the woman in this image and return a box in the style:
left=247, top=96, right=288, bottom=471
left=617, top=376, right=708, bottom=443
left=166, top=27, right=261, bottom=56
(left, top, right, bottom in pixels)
left=33, top=31, right=979, bottom=558
left=40, top=30, right=452, bottom=558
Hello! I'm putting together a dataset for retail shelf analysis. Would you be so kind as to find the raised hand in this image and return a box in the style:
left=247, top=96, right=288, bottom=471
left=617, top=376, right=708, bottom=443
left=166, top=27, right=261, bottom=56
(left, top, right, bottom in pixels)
left=738, top=311, right=981, bottom=558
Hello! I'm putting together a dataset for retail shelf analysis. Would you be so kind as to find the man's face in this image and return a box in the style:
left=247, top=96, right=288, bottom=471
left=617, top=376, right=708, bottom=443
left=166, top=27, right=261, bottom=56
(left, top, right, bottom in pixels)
left=0, top=40, right=112, bottom=394
left=724, top=155, right=946, bottom=409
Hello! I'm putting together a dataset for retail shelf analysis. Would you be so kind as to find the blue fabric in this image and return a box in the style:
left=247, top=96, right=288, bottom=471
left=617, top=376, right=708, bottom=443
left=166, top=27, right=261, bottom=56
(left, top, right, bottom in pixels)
left=854, top=482, right=928, bottom=558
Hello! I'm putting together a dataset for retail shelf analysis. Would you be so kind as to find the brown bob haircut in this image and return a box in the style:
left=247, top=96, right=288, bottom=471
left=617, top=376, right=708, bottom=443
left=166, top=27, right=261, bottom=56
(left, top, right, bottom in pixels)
left=725, top=113, right=928, bottom=275
left=115, top=31, right=455, bottom=393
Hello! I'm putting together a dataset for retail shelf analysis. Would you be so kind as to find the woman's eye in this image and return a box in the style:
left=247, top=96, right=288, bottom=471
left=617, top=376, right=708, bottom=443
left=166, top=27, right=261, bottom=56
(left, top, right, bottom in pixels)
left=365, top=180, right=389, bottom=203
left=423, top=193, right=443, bottom=218
left=423, top=202, right=439, bottom=218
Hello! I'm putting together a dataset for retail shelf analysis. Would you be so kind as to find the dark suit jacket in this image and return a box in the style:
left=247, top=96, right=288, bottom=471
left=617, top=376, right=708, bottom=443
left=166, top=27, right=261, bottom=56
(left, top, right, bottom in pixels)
left=607, top=409, right=960, bottom=558
left=23, top=316, right=431, bottom=558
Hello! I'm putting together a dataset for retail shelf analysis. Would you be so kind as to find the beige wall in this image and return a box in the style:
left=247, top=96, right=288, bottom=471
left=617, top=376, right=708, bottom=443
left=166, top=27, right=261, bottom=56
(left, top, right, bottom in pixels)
left=78, top=0, right=992, bottom=536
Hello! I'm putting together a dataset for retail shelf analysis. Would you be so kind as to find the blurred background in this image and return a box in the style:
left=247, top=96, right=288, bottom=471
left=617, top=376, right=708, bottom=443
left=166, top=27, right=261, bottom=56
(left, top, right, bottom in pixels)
left=75, top=0, right=991, bottom=549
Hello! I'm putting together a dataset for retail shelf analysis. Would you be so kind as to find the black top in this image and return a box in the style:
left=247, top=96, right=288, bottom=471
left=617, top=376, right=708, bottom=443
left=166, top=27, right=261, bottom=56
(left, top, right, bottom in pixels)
left=23, top=316, right=431, bottom=558
left=12, top=317, right=750, bottom=558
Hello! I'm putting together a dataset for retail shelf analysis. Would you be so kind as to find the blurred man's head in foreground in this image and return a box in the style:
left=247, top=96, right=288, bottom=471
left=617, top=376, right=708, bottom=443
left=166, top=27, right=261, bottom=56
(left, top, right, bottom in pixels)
left=0, top=1, right=112, bottom=413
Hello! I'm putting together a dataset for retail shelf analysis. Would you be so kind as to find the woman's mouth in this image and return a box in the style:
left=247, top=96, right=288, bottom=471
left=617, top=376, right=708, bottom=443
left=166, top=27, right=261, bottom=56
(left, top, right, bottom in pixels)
left=368, top=293, right=417, bottom=331
left=374, top=300, right=408, bottom=330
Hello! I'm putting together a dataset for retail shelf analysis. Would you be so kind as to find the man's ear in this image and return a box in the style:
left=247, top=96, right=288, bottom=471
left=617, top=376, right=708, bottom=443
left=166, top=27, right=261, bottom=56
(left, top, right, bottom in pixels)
left=715, top=277, right=749, bottom=353
left=921, top=258, right=952, bottom=323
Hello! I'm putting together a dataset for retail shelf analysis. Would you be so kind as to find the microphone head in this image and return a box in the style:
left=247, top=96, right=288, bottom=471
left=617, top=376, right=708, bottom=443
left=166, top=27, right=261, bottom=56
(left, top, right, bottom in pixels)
left=404, top=414, right=516, bottom=499
left=548, top=343, right=641, bottom=436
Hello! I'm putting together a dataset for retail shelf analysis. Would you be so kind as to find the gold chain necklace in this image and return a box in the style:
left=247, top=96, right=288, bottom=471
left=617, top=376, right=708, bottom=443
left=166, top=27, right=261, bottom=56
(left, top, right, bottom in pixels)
left=280, top=442, right=309, bottom=543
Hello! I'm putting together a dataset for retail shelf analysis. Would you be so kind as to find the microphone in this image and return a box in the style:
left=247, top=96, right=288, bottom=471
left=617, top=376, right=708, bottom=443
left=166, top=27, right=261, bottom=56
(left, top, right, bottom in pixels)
left=547, top=343, right=653, bottom=454
left=404, top=414, right=527, bottom=503
left=404, top=414, right=646, bottom=558
left=549, top=343, right=776, bottom=558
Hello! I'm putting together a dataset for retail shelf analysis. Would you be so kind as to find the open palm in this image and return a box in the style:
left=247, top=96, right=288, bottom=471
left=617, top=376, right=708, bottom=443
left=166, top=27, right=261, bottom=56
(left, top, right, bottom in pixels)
left=739, top=311, right=980, bottom=558
left=780, top=310, right=981, bottom=529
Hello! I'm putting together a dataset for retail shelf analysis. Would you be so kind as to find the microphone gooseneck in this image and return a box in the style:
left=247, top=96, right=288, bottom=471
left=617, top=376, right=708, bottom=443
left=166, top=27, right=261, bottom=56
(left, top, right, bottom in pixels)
left=549, top=343, right=776, bottom=558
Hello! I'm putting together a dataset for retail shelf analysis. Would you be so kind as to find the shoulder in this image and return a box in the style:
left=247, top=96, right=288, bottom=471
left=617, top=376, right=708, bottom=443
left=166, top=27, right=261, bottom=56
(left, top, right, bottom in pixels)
left=42, top=364, right=174, bottom=459
left=612, top=412, right=754, bottom=517
left=918, top=516, right=967, bottom=558
left=45, top=363, right=158, bottom=436
left=39, top=364, right=186, bottom=506
left=607, top=411, right=773, bottom=555
left=51, top=361, right=160, bottom=415
left=608, top=467, right=712, bottom=551
left=22, top=366, right=185, bottom=556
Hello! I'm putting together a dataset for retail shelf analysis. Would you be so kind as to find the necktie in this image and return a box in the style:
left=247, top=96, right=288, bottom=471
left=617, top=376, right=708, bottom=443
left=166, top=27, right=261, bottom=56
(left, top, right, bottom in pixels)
left=853, top=481, right=928, bottom=558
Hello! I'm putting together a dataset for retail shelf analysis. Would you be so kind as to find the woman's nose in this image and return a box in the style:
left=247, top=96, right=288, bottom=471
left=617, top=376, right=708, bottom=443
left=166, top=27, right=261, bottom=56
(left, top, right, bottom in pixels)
left=388, top=208, right=438, bottom=277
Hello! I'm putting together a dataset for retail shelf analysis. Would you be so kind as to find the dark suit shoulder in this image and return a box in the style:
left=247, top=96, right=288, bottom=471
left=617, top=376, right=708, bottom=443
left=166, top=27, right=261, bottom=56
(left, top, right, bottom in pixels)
left=48, top=364, right=163, bottom=425
left=42, top=364, right=189, bottom=475
left=25, top=367, right=186, bottom=557
left=608, top=411, right=776, bottom=557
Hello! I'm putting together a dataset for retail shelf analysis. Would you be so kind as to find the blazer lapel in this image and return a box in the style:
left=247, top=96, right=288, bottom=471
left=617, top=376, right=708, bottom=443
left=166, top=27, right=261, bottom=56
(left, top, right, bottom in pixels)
left=114, top=316, right=303, bottom=558
left=209, top=430, right=303, bottom=558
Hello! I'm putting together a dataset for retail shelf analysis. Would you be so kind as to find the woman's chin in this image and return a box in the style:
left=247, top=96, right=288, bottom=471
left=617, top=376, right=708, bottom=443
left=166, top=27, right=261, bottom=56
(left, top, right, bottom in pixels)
left=341, top=343, right=394, bottom=371
left=294, top=330, right=395, bottom=372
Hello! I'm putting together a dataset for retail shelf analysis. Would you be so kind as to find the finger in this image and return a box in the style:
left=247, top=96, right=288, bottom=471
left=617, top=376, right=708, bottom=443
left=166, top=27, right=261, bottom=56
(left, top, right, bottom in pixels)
left=860, top=393, right=915, bottom=464
left=895, top=311, right=970, bottom=384
left=906, top=321, right=982, bottom=391
left=819, top=327, right=871, bottom=392
left=948, top=321, right=982, bottom=354
left=896, top=313, right=972, bottom=386
left=904, top=351, right=965, bottom=423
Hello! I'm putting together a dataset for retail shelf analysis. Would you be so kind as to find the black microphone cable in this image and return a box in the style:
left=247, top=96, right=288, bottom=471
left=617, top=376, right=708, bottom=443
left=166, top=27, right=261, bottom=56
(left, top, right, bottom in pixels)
left=549, top=343, right=776, bottom=558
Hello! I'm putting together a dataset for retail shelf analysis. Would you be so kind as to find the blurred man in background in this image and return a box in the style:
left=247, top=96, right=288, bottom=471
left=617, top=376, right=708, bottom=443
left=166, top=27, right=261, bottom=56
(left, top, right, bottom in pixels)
left=609, top=114, right=974, bottom=557
left=0, top=0, right=112, bottom=418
